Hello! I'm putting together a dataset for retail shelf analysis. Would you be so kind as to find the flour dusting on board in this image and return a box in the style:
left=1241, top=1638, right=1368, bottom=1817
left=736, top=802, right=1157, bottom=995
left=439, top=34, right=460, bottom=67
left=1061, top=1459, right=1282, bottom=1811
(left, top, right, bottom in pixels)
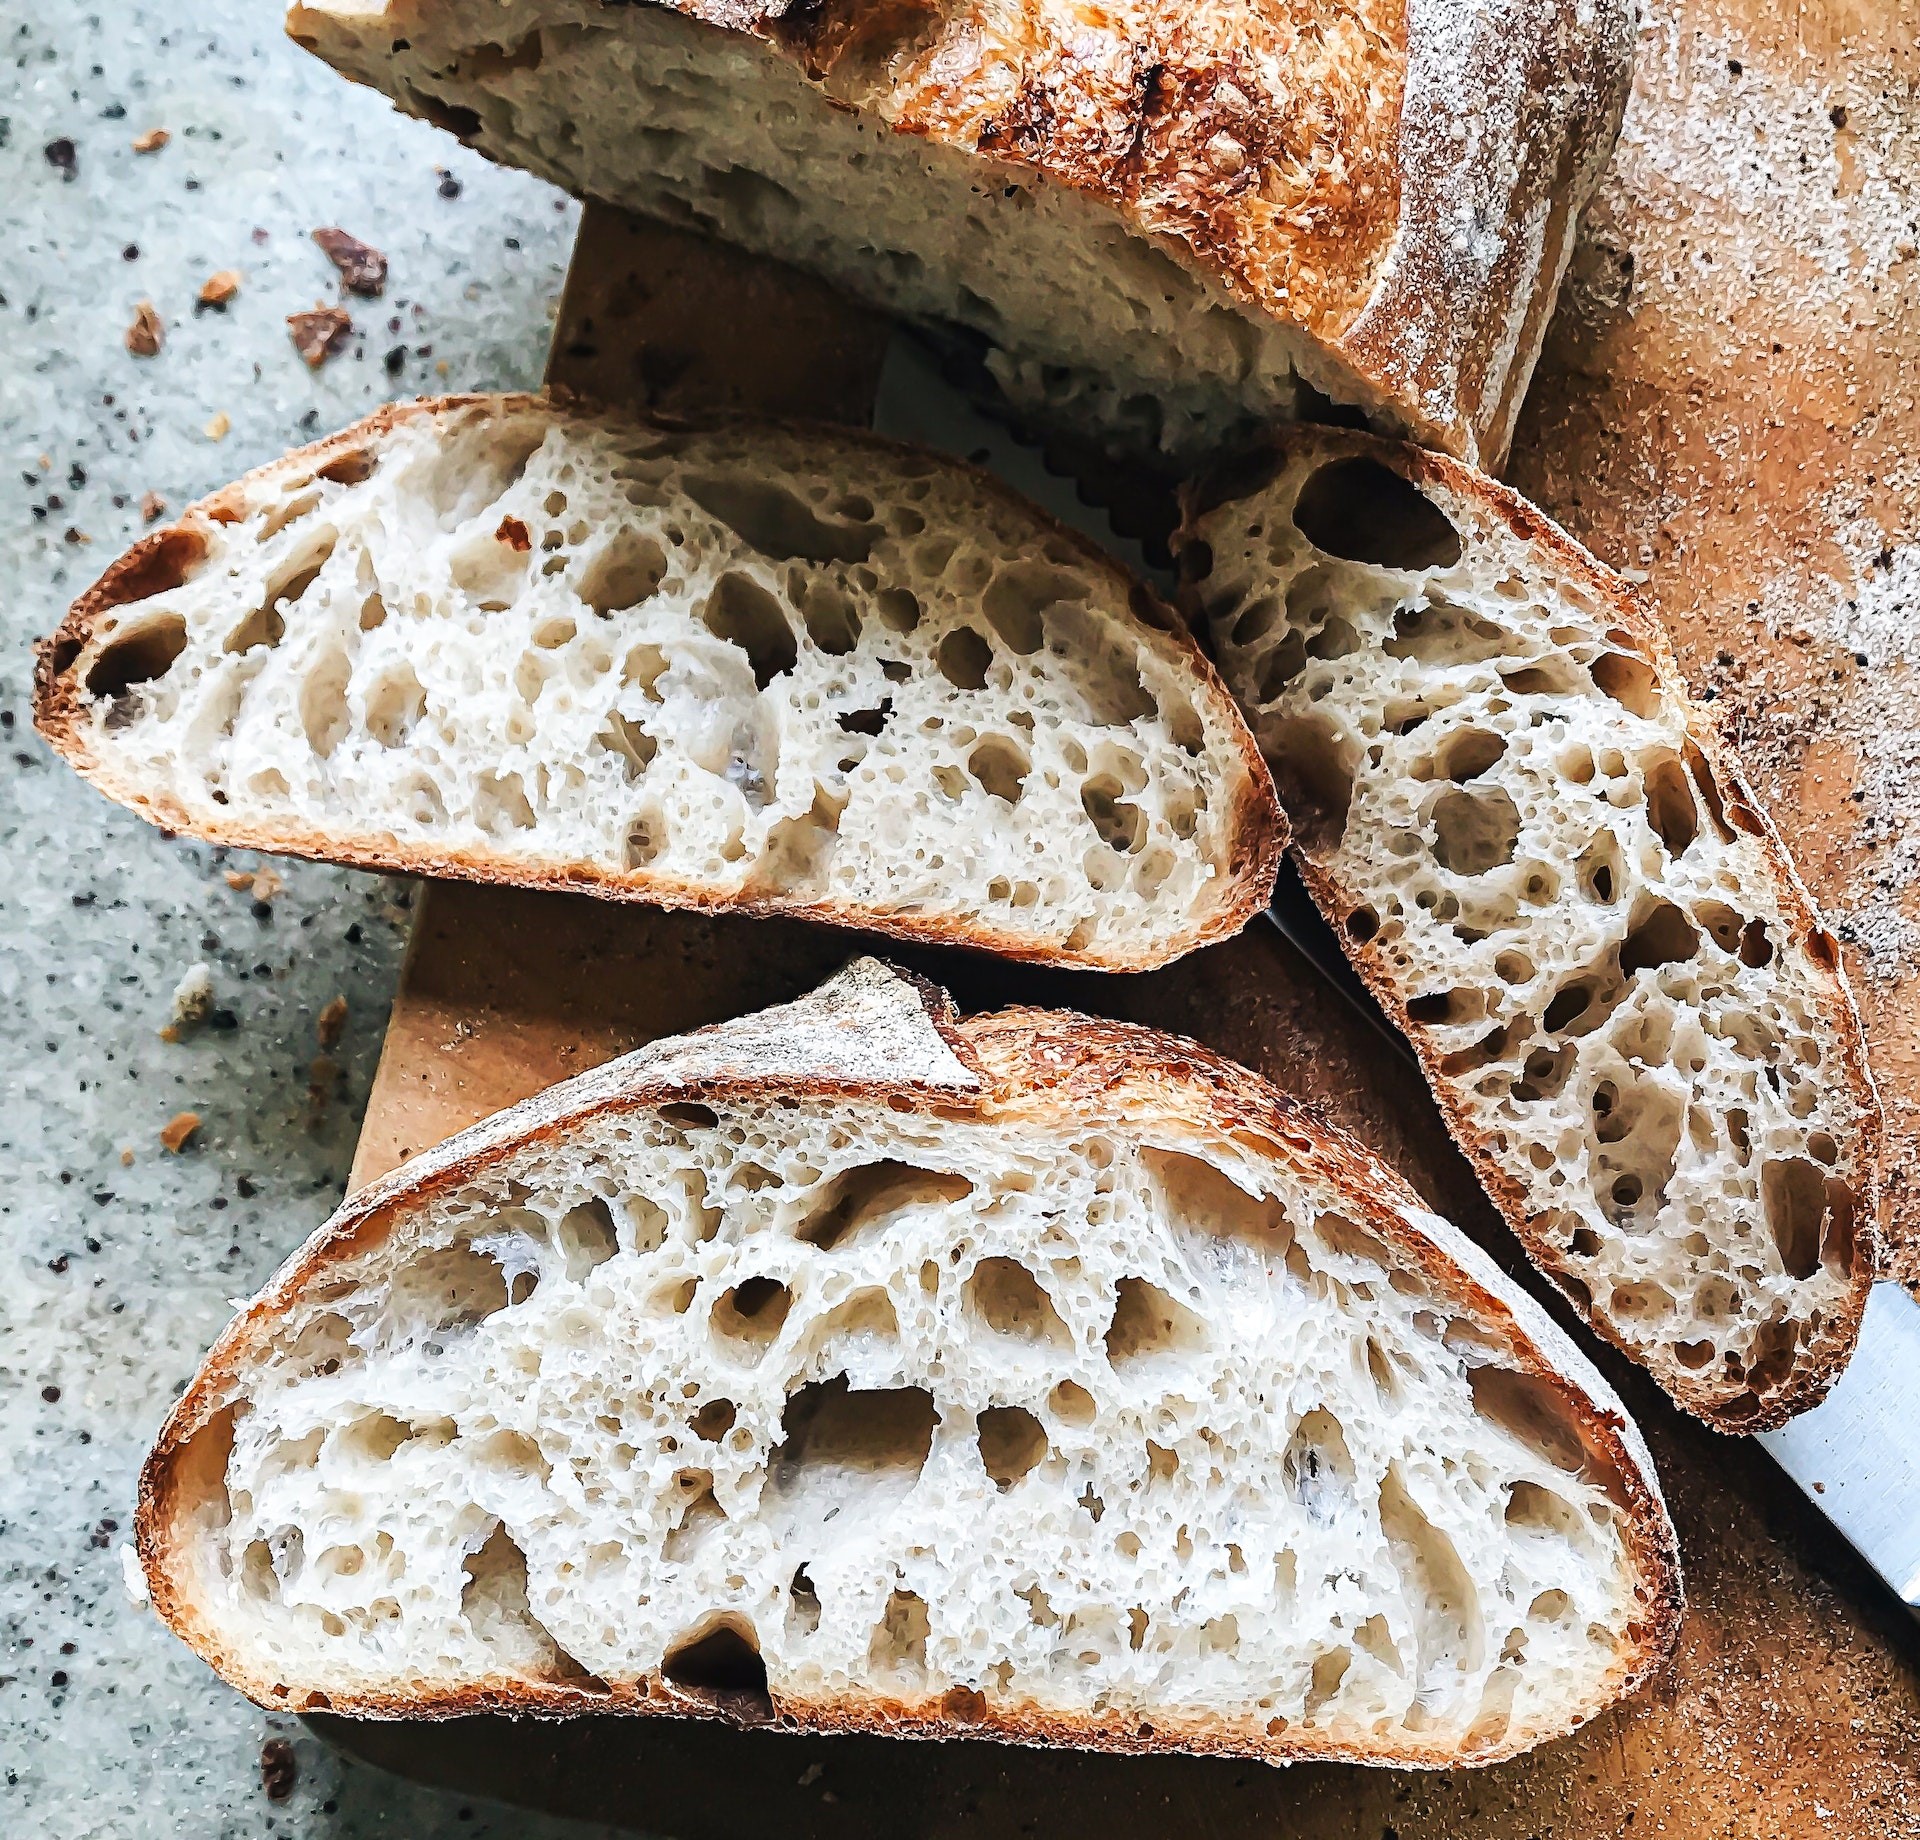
left=1790, top=504, right=1920, bottom=986
left=1569, top=11, right=1916, bottom=333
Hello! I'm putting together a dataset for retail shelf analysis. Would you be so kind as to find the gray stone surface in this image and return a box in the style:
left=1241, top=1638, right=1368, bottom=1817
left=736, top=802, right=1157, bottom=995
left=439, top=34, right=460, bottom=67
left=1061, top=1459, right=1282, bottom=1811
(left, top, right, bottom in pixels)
left=0, top=6, right=629, bottom=1834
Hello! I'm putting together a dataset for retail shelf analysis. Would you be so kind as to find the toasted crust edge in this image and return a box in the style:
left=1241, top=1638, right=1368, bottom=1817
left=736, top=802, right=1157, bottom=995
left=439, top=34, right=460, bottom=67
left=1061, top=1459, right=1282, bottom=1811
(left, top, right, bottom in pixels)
left=286, top=0, right=1635, bottom=468
left=136, top=980, right=1681, bottom=1769
left=1176, top=425, right=1884, bottom=1433
left=32, top=392, right=1286, bottom=973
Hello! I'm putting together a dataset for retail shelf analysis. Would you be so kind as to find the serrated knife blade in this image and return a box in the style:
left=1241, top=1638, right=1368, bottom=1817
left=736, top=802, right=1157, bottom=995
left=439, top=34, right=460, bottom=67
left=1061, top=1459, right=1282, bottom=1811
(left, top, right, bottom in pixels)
left=870, top=326, right=1920, bottom=1615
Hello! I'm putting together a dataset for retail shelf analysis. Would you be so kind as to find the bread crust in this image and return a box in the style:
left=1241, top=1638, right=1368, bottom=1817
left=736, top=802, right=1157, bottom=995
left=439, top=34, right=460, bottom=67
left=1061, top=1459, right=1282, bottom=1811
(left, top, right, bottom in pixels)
left=287, top=0, right=1635, bottom=469
left=137, top=963, right=1681, bottom=1768
left=1177, top=426, right=1883, bottom=1433
left=32, top=392, right=1285, bottom=973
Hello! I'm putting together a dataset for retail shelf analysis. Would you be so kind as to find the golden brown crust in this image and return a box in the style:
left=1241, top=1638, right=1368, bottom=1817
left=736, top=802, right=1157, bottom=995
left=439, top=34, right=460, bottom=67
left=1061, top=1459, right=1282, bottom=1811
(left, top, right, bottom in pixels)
left=1176, top=425, right=1883, bottom=1433
left=292, top=0, right=1635, bottom=468
left=33, top=393, right=1286, bottom=973
left=136, top=980, right=1681, bottom=1767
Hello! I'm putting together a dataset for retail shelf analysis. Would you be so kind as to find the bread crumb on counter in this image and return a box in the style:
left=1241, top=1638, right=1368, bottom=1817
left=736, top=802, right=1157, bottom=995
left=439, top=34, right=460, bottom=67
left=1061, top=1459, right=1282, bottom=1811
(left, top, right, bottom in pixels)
left=168, top=962, right=215, bottom=1030
left=124, top=302, right=163, bottom=357
left=316, top=994, right=348, bottom=1049
left=159, top=1111, right=201, bottom=1153
left=312, top=226, right=387, bottom=296
left=287, top=306, right=351, bottom=367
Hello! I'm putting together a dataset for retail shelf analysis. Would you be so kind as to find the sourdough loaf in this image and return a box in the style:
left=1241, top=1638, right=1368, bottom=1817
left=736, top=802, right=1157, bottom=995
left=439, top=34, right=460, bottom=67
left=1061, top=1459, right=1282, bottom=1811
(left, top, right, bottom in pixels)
left=286, top=0, right=1635, bottom=469
left=1179, top=429, right=1881, bottom=1430
left=33, top=395, right=1281, bottom=971
left=138, top=960, right=1680, bottom=1767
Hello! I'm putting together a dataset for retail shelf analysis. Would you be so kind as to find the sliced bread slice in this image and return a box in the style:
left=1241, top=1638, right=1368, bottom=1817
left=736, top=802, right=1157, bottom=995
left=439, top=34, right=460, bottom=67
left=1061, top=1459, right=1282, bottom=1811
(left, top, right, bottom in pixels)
left=34, top=395, right=1282, bottom=971
left=285, top=0, right=1635, bottom=469
left=138, top=960, right=1679, bottom=1767
left=1179, top=429, right=1880, bottom=1430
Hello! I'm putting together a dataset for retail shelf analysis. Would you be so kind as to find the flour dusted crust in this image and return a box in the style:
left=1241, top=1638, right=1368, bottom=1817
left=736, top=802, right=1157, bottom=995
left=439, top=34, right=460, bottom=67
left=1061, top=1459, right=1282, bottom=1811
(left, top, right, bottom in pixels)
left=1180, top=427, right=1881, bottom=1431
left=33, top=395, right=1281, bottom=972
left=285, top=0, right=1634, bottom=468
left=138, top=962, right=1679, bottom=1768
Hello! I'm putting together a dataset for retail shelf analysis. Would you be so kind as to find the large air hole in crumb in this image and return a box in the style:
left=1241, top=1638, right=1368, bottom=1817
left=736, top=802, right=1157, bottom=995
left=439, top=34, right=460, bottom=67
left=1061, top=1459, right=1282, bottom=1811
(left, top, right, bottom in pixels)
left=1469, top=1367, right=1595, bottom=1479
left=1305, top=1647, right=1351, bottom=1716
left=661, top=1102, right=719, bottom=1131
left=684, top=474, right=879, bottom=564
left=1431, top=786, right=1520, bottom=875
left=701, top=572, right=796, bottom=688
left=88, top=525, right=209, bottom=616
left=461, top=1523, right=597, bottom=1681
left=1434, top=728, right=1506, bottom=783
left=711, top=1277, right=793, bottom=1356
left=1081, top=774, right=1146, bottom=852
left=1577, top=832, right=1622, bottom=904
left=1049, top=1379, right=1096, bottom=1426
left=981, top=562, right=1079, bottom=654
left=390, top=1238, right=510, bottom=1337
left=1283, top=1408, right=1355, bottom=1522
left=1643, top=755, right=1699, bottom=857
left=84, top=614, right=189, bottom=701
left=1267, top=711, right=1357, bottom=850
left=1543, top=980, right=1597, bottom=1034
left=474, top=770, right=537, bottom=834
left=1514, top=1044, right=1574, bottom=1103
left=1104, top=1277, right=1206, bottom=1365
left=797, top=1161, right=973, bottom=1251
left=300, top=647, right=353, bottom=757
left=1147, top=1148, right=1297, bottom=1268
left=366, top=665, right=426, bottom=747
left=968, top=736, right=1029, bottom=803
left=556, top=1197, right=619, bottom=1278
left=876, top=587, right=920, bottom=631
left=936, top=626, right=993, bottom=690
left=1589, top=649, right=1661, bottom=718
left=227, top=536, right=336, bottom=653
left=869, top=1588, right=930, bottom=1676
left=1290, top=458, right=1463, bottom=570
left=770, top=1377, right=936, bottom=1501
left=966, top=1257, right=1070, bottom=1346
left=977, top=1405, right=1049, bottom=1488
left=1255, top=629, right=1307, bottom=700
left=595, top=713, right=657, bottom=780
left=1380, top=1463, right=1480, bottom=1679
left=800, top=579, right=861, bottom=654
left=1619, top=900, right=1699, bottom=978
left=577, top=530, right=666, bottom=614
left=1762, top=1157, right=1832, bottom=1282
left=624, top=815, right=665, bottom=870
left=1684, top=739, right=1739, bottom=841
left=661, top=1616, right=771, bottom=1717
left=1504, top=1481, right=1587, bottom=1541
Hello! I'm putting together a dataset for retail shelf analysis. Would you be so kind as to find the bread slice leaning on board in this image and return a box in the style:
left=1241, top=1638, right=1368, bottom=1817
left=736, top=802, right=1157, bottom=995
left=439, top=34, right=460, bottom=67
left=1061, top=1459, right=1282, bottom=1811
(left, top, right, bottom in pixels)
left=286, top=0, right=1634, bottom=471
left=138, top=959, right=1680, bottom=1767
left=33, top=394, right=1283, bottom=972
left=1177, top=429, right=1881, bottom=1431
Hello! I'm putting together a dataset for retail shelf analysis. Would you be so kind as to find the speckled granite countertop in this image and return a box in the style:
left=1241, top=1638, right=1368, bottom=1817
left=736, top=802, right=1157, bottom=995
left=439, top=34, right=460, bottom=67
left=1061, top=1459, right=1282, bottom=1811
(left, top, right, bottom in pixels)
left=1, top=8, right=630, bottom=1835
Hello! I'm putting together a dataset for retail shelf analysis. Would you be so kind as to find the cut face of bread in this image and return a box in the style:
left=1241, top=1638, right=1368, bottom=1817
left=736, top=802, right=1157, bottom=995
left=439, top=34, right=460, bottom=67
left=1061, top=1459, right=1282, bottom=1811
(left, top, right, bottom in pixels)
left=139, top=961, right=1679, bottom=1768
left=285, top=0, right=1634, bottom=468
left=34, top=396, right=1281, bottom=971
left=1181, top=431, right=1881, bottom=1431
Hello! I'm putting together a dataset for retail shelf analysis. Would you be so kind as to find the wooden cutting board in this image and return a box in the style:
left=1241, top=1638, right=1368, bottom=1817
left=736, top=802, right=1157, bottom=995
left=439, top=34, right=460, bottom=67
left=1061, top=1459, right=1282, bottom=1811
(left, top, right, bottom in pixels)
left=326, top=12, right=1920, bottom=1828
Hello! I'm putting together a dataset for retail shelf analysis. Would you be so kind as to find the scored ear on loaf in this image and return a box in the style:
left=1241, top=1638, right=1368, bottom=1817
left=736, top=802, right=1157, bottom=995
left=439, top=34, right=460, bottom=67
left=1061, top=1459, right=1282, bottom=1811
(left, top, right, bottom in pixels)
left=33, top=394, right=1282, bottom=971
left=286, top=0, right=1636, bottom=470
left=137, top=961, right=1680, bottom=1768
left=1179, top=428, right=1881, bottom=1432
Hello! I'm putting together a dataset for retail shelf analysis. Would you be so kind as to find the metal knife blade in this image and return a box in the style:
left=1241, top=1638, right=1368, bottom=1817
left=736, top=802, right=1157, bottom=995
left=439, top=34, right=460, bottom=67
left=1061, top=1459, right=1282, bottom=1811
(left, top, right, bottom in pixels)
left=869, top=327, right=1920, bottom=1613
